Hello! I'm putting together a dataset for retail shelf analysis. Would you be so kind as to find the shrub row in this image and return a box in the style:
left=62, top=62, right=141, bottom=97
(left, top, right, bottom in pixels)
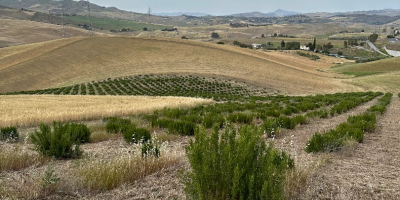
left=297, top=51, right=320, bottom=60
left=306, top=92, right=392, bottom=153
left=104, top=117, right=151, bottom=144
left=367, top=93, right=393, bottom=114
left=151, top=118, right=197, bottom=136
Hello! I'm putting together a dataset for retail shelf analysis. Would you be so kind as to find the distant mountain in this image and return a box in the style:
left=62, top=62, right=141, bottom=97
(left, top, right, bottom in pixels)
left=230, top=9, right=300, bottom=18
left=154, top=12, right=210, bottom=17
left=273, top=9, right=300, bottom=17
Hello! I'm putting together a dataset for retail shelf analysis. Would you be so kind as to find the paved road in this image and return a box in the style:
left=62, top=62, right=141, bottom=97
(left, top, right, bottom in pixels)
left=366, top=40, right=389, bottom=56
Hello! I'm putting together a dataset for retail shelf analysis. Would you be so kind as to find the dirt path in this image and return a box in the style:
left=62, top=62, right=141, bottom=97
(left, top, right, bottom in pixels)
left=304, top=96, right=400, bottom=199
left=271, top=97, right=380, bottom=169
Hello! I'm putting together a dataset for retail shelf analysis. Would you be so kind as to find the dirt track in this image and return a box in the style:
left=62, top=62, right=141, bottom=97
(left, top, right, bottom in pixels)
left=303, top=96, right=400, bottom=199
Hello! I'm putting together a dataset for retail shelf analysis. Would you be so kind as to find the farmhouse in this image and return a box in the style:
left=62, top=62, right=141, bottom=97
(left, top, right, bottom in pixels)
left=252, top=43, right=261, bottom=49
left=300, top=45, right=310, bottom=51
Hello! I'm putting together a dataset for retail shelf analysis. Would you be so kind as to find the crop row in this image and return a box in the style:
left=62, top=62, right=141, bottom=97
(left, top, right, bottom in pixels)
left=143, top=92, right=380, bottom=137
left=2, top=75, right=267, bottom=101
left=306, top=92, right=392, bottom=153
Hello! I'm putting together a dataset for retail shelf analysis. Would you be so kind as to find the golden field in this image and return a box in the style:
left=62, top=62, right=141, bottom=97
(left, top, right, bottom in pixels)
left=0, top=95, right=212, bottom=127
left=0, top=36, right=356, bottom=95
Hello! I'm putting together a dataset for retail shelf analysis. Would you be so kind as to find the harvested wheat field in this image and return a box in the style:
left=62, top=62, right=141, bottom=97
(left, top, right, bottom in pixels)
left=0, top=95, right=212, bottom=127
left=0, top=36, right=354, bottom=95
left=0, top=19, right=89, bottom=47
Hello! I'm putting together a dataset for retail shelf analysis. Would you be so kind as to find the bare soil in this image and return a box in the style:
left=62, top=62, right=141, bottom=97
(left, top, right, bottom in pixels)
left=303, top=96, right=400, bottom=199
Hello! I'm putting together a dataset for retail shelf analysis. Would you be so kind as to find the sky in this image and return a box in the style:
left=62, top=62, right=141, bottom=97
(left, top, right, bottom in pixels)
left=85, top=0, right=400, bottom=15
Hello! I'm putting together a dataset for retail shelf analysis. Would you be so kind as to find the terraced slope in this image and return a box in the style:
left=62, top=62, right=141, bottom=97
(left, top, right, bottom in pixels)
left=0, top=36, right=346, bottom=95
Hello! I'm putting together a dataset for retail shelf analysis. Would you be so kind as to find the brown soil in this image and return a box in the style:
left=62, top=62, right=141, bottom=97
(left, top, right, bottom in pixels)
left=303, top=96, right=400, bottom=199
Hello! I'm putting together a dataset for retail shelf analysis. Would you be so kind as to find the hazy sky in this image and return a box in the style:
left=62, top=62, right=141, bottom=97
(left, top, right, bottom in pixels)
left=85, top=0, right=399, bottom=15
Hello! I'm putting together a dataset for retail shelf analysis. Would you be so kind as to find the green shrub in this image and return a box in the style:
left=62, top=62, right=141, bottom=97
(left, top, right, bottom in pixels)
left=202, top=114, right=225, bottom=128
left=123, top=126, right=151, bottom=144
left=168, top=120, right=197, bottom=136
left=227, top=113, right=253, bottom=124
left=305, top=132, right=343, bottom=153
left=104, top=117, right=131, bottom=133
left=277, top=116, right=296, bottom=129
left=141, top=140, right=160, bottom=158
left=261, top=119, right=280, bottom=137
left=182, top=125, right=293, bottom=200
left=30, top=122, right=83, bottom=159
left=1, top=127, right=19, bottom=142
left=69, top=123, right=91, bottom=143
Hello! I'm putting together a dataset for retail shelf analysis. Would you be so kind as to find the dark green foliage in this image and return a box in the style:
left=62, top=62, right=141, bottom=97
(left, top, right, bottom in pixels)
left=182, top=126, right=293, bottom=200
left=306, top=92, right=388, bottom=153
left=261, top=119, right=279, bottom=137
left=202, top=113, right=225, bottom=128
left=217, top=41, right=225, bottom=44
left=305, top=133, right=343, bottom=153
left=30, top=122, right=83, bottom=159
left=168, top=120, right=197, bottom=136
left=104, top=117, right=131, bottom=133
left=367, top=93, right=392, bottom=114
left=1, top=127, right=19, bottom=142
left=123, top=126, right=151, bottom=144
left=227, top=113, right=253, bottom=124
left=211, top=32, right=220, bottom=38
left=69, top=123, right=91, bottom=143
left=297, top=51, right=320, bottom=60
left=368, top=33, right=379, bottom=43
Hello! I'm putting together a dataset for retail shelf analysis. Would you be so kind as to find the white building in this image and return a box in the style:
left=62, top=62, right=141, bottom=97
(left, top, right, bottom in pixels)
left=300, top=45, right=310, bottom=51
left=252, top=43, right=262, bottom=49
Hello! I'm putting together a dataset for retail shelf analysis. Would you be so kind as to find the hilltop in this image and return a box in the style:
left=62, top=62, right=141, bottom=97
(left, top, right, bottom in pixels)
left=0, top=36, right=350, bottom=95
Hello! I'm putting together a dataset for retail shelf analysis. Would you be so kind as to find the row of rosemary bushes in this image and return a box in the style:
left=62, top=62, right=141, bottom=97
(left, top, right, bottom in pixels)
left=145, top=92, right=380, bottom=137
left=306, top=92, right=392, bottom=153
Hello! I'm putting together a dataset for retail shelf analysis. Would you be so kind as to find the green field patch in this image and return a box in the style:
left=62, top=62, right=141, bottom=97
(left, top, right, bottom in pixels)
left=341, top=71, right=383, bottom=77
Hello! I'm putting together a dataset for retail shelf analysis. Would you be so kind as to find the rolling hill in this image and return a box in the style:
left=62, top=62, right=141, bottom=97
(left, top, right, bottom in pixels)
left=0, top=36, right=350, bottom=95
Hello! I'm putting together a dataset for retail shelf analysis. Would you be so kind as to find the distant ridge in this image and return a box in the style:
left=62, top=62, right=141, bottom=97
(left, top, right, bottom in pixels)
left=154, top=12, right=210, bottom=17
left=230, top=9, right=300, bottom=17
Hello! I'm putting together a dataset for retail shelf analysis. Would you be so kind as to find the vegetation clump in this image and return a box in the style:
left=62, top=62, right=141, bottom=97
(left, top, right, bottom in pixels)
left=297, top=51, right=320, bottom=60
left=1, top=127, right=19, bottom=142
left=182, top=125, right=293, bottom=200
left=30, top=122, right=88, bottom=159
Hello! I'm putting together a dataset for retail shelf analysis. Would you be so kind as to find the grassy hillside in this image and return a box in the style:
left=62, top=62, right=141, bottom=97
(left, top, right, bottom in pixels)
left=329, top=57, right=400, bottom=92
left=0, top=36, right=345, bottom=94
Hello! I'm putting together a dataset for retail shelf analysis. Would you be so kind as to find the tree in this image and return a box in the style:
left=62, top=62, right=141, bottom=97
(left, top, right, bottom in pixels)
left=313, top=38, right=316, bottom=51
left=344, top=41, right=348, bottom=48
left=368, top=33, right=379, bottom=43
left=211, top=32, right=220, bottom=38
left=143, top=27, right=148, bottom=31
left=307, top=42, right=314, bottom=51
left=338, top=51, right=343, bottom=56
left=261, top=34, right=265, bottom=38
left=281, top=40, right=286, bottom=48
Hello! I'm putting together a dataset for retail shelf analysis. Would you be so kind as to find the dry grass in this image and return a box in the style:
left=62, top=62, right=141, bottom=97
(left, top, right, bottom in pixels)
left=0, top=95, right=212, bottom=128
left=0, top=36, right=347, bottom=95
left=77, top=142, right=181, bottom=192
left=0, top=19, right=88, bottom=47
left=0, top=144, right=48, bottom=172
